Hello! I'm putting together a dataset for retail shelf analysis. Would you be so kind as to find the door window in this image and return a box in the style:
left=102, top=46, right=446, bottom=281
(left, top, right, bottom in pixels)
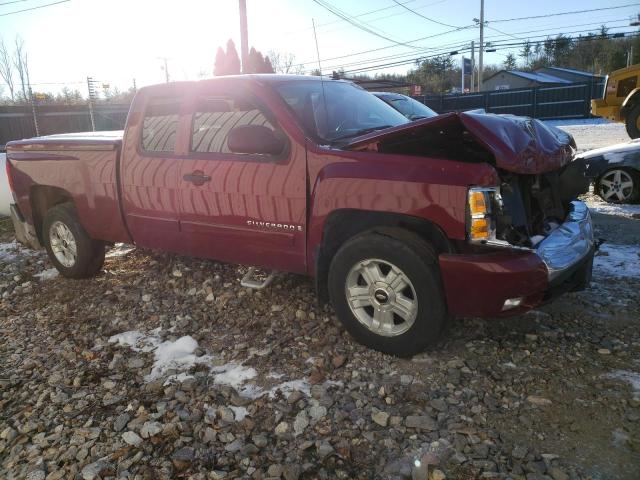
left=141, top=98, right=181, bottom=153
left=191, top=96, right=278, bottom=154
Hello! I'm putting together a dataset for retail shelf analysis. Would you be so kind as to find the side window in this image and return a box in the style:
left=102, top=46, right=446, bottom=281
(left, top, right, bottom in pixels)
left=191, top=96, right=276, bottom=154
left=141, top=98, right=180, bottom=153
left=617, top=76, right=637, bottom=98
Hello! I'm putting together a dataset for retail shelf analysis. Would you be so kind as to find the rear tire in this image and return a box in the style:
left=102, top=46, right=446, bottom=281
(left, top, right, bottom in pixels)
left=328, top=231, right=447, bottom=357
left=43, top=203, right=105, bottom=279
left=625, top=104, right=640, bottom=139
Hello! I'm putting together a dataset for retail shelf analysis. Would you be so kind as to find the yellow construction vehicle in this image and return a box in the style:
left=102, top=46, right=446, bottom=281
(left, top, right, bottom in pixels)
left=592, top=64, right=640, bottom=138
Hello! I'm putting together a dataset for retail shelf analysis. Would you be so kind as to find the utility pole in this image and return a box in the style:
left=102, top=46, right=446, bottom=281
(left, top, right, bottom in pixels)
left=478, top=0, right=485, bottom=92
left=628, top=46, right=634, bottom=67
left=158, top=57, right=170, bottom=83
left=29, top=86, right=39, bottom=137
left=239, top=0, right=249, bottom=73
left=132, top=78, right=137, bottom=92
left=87, top=76, right=96, bottom=132
left=461, top=56, right=465, bottom=93
left=471, top=40, right=475, bottom=93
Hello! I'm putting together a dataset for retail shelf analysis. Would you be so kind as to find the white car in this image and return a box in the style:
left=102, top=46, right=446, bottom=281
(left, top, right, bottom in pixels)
left=1, top=152, right=13, bottom=217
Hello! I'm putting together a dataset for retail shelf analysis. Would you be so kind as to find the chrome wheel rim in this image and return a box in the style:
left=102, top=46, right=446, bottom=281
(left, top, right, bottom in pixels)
left=345, top=258, right=418, bottom=337
left=599, top=169, right=634, bottom=203
left=49, top=221, right=77, bottom=268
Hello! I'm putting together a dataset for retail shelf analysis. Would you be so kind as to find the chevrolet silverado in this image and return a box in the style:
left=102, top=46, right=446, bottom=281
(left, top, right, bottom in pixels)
left=6, top=75, right=594, bottom=356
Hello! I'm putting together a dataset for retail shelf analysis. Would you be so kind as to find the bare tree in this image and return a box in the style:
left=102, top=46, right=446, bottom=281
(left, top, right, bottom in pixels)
left=0, top=37, right=15, bottom=101
left=267, top=51, right=304, bottom=74
left=13, top=36, right=30, bottom=102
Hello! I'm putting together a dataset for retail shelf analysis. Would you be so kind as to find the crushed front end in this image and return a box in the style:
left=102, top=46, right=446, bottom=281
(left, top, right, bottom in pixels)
left=345, top=111, right=595, bottom=317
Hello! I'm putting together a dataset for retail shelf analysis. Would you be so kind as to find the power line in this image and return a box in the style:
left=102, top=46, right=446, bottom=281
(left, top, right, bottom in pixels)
left=339, top=31, right=640, bottom=75
left=280, top=0, right=444, bottom=37
left=491, top=3, right=640, bottom=23
left=0, top=0, right=28, bottom=6
left=0, top=0, right=70, bottom=17
left=390, top=0, right=458, bottom=28
left=294, top=23, right=476, bottom=68
left=311, top=0, right=433, bottom=51
left=312, top=20, right=633, bottom=73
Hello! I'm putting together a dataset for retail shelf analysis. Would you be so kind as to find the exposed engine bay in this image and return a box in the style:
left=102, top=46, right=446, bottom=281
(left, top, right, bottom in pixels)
left=345, top=111, right=591, bottom=248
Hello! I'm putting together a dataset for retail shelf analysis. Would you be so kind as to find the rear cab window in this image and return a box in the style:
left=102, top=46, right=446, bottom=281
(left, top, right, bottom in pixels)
left=141, top=98, right=181, bottom=153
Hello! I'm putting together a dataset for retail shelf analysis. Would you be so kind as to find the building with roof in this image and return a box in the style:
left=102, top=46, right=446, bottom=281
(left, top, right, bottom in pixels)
left=483, top=67, right=604, bottom=92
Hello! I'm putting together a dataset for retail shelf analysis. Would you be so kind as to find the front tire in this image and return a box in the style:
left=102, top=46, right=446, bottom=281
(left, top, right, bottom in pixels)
left=43, top=203, right=105, bottom=279
left=596, top=168, right=640, bottom=204
left=328, top=231, right=447, bottom=357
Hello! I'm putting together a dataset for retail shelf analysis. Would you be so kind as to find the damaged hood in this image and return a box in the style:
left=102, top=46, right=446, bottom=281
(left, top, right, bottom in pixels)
left=344, top=111, right=576, bottom=174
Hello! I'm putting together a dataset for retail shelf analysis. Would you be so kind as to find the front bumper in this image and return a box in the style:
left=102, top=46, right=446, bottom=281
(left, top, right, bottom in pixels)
left=440, top=201, right=594, bottom=317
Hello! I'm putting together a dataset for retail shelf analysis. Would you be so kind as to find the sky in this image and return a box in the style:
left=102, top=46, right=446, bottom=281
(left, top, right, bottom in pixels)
left=0, top=0, right=638, bottom=96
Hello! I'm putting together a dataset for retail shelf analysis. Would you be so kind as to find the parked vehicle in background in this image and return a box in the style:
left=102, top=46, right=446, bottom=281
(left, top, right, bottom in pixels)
left=6, top=75, right=594, bottom=356
left=575, top=140, right=640, bottom=204
left=372, top=91, right=437, bottom=120
left=0, top=150, right=13, bottom=217
left=591, top=63, right=640, bottom=138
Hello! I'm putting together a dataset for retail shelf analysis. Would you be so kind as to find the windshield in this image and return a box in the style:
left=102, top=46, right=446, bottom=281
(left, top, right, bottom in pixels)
left=387, top=95, right=437, bottom=119
left=274, top=80, right=409, bottom=143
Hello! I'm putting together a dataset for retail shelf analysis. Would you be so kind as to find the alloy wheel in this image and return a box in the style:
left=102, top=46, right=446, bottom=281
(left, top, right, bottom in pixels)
left=344, top=258, right=418, bottom=337
left=599, top=169, right=635, bottom=203
left=49, top=221, right=77, bottom=268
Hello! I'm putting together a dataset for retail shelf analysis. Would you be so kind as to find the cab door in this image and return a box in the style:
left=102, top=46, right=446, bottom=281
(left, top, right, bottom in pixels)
left=178, top=83, right=307, bottom=273
left=120, top=90, right=188, bottom=253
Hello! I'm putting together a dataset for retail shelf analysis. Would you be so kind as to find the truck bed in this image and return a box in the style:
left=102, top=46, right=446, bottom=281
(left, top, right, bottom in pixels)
left=6, top=131, right=131, bottom=245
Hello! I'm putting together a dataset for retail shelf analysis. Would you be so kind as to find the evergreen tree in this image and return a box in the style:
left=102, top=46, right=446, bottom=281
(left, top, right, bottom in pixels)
left=225, top=39, right=241, bottom=75
left=503, top=53, right=517, bottom=70
left=214, top=46, right=227, bottom=76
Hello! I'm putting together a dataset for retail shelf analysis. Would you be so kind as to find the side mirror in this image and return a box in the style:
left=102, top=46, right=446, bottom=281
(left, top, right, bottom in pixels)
left=227, top=124, right=285, bottom=156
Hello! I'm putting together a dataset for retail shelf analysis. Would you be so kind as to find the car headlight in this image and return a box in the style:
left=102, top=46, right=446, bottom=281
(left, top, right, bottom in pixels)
left=467, top=187, right=499, bottom=243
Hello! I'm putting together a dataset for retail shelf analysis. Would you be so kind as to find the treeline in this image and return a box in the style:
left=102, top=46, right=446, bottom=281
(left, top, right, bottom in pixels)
left=404, top=27, right=640, bottom=94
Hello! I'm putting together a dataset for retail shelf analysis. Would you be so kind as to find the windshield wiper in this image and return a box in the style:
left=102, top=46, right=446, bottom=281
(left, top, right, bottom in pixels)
left=330, top=125, right=394, bottom=143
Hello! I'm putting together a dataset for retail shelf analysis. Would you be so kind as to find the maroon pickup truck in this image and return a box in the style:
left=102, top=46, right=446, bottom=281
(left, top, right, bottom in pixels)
left=6, top=75, right=595, bottom=356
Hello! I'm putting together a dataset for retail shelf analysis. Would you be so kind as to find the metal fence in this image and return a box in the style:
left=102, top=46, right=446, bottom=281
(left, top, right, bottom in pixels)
left=0, top=104, right=130, bottom=147
left=417, top=80, right=606, bottom=119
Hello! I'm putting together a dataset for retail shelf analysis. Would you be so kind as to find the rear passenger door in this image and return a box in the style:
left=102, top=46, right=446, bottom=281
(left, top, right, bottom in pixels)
left=178, top=85, right=307, bottom=273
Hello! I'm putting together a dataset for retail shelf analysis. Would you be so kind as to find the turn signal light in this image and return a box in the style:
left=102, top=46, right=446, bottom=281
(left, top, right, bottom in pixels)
left=467, top=187, right=498, bottom=242
left=470, top=217, right=490, bottom=239
left=468, top=190, right=488, bottom=216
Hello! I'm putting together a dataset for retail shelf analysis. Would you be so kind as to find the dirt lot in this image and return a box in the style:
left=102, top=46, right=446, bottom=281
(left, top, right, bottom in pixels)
left=1, top=123, right=640, bottom=480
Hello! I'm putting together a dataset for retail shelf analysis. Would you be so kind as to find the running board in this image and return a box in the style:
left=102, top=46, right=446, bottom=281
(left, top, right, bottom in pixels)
left=240, top=267, right=277, bottom=290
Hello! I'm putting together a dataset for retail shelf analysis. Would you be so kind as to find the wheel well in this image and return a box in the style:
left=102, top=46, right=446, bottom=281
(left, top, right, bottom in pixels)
left=314, top=209, right=453, bottom=303
left=30, top=186, right=73, bottom=244
left=621, top=91, right=640, bottom=118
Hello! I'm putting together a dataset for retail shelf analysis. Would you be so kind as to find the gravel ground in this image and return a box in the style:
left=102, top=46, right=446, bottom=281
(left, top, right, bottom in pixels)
left=1, top=123, right=639, bottom=480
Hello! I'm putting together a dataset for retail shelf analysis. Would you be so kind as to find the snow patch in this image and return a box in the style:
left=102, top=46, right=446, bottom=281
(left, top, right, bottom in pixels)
left=108, top=330, right=344, bottom=399
left=0, top=241, right=38, bottom=262
left=586, top=200, right=640, bottom=218
left=147, top=336, right=208, bottom=382
left=212, top=363, right=258, bottom=390
left=34, top=268, right=59, bottom=281
left=109, top=329, right=212, bottom=381
left=593, top=244, right=640, bottom=279
left=606, top=370, right=640, bottom=398
left=268, top=379, right=311, bottom=398
left=229, top=406, right=248, bottom=421
left=106, top=243, right=136, bottom=258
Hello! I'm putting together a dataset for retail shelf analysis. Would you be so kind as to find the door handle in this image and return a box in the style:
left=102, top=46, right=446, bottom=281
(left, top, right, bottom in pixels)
left=183, top=171, right=211, bottom=186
